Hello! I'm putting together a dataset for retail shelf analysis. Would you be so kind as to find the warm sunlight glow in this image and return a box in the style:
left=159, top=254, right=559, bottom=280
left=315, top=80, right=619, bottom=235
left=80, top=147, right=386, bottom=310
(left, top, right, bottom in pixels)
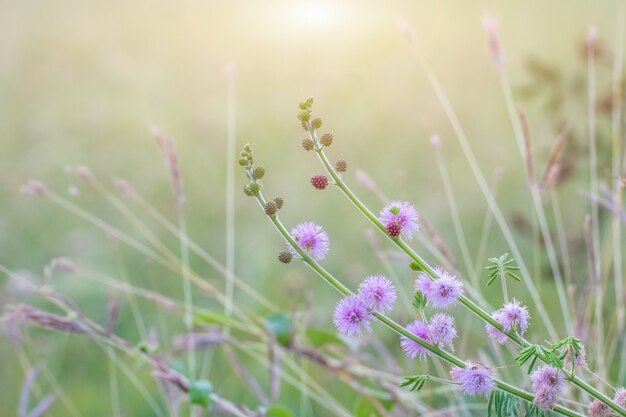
left=286, top=2, right=346, bottom=29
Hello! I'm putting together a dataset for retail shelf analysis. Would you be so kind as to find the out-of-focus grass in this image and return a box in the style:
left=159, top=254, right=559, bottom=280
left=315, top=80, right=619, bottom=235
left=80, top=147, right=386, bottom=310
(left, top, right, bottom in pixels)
left=0, top=1, right=622, bottom=415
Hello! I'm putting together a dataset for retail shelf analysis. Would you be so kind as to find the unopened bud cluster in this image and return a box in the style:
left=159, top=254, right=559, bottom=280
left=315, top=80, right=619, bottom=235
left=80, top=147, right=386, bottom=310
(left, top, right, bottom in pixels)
left=240, top=144, right=264, bottom=197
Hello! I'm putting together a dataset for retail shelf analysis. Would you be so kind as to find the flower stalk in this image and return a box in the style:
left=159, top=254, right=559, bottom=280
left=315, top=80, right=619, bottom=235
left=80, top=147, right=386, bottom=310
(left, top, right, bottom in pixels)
left=244, top=163, right=584, bottom=417
left=302, top=117, right=626, bottom=417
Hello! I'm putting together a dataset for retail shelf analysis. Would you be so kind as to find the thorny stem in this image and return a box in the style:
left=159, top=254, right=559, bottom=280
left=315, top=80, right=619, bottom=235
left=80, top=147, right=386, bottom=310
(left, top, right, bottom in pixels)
left=303, top=126, right=626, bottom=416
left=249, top=189, right=585, bottom=417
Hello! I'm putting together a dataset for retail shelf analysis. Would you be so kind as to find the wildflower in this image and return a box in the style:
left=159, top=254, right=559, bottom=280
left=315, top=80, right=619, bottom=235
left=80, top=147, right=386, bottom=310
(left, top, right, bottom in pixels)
left=310, top=175, right=329, bottom=190
left=588, top=400, right=611, bottom=417
left=530, top=365, right=563, bottom=393
left=333, top=295, right=372, bottom=337
left=530, top=365, right=563, bottom=409
left=485, top=311, right=508, bottom=344
left=427, top=313, right=457, bottom=351
left=273, top=196, right=284, bottom=210
left=379, top=201, right=419, bottom=239
left=311, top=118, right=322, bottom=129
left=289, top=222, right=329, bottom=260
left=415, top=269, right=464, bottom=308
left=499, top=299, right=529, bottom=334
left=614, top=387, right=626, bottom=408
left=450, top=362, right=495, bottom=397
left=358, top=275, right=397, bottom=313
left=533, top=388, right=559, bottom=410
left=400, top=320, right=430, bottom=360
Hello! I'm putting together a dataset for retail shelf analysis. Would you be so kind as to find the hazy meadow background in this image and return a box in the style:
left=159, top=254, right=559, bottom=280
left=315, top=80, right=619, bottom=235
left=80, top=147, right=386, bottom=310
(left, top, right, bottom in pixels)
left=0, top=1, right=622, bottom=415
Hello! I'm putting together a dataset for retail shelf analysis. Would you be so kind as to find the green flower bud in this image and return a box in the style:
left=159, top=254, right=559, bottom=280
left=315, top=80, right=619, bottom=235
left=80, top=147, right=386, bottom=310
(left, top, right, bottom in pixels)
left=243, top=185, right=253, bottom=196
left=246, top=182, right=259, bottom=195
left=311, top=118, right=322, bottom=129
left=297, top=111, right=310, bottom=122
left=238, top=158, right=247, bottom=166
left=253, top=166, right=265, bottom=180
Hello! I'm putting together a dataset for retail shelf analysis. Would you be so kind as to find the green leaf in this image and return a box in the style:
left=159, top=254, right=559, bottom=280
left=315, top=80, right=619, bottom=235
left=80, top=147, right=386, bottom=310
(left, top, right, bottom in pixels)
left=194, top=310, right=251, bottom=333
left=412, top=291, right=427, bottom=310
left=265, top=313, right=292, bottom=347
left=189, top=379, right=212, bottom=408
left=353, top=397, right=393, bottom=417
left=305, top=327, right=346, bottom=348
left=266, top=405, right=294, bottom=417
left=399, top=375, right=429, bottom=392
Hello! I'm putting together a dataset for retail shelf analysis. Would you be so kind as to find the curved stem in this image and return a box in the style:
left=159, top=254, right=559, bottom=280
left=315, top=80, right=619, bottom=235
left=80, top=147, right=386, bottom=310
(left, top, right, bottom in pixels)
left=308, top=139, right=626, bottom=416
left=250, top=190, right=584, bottom=417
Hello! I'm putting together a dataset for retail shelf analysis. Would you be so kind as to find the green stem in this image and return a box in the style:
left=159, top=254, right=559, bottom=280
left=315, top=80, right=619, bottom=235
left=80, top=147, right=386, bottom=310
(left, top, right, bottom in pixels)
left=252, top=190, right=584, bottom=417
left=309, top=139, right=626, bottom=416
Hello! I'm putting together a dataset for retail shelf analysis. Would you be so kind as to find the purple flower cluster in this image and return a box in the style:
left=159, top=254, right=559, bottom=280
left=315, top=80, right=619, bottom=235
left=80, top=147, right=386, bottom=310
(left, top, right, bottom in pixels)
left=615, top=387, right=626, bottom=408
left=415, top=269, right=464, bottom=308
left=379, top=201, right=419, bottom=239
left=485, top=299, right=529, bottom=344
left=427, top=313, right=457, bottom=351
left=358, top=275, right=397, bottom=314
left=530, top=365, right=563, bottom=409
left=289, top=222, right=329, bottom=260
left=450, top=362, right=495, bottom=397
left=400, top=313, right=457, bottom=359
left=400, top=320, right=431, bottom=360
left=588, top=399, right=611, bottom=417
left=333, top=296, right=372, bottom=337
left=333, top=275, right=396, bottom=337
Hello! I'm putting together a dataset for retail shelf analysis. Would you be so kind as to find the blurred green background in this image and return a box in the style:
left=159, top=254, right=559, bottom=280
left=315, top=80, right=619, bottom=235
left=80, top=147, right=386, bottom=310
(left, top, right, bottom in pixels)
left=1, top=0, right=622, bottom=416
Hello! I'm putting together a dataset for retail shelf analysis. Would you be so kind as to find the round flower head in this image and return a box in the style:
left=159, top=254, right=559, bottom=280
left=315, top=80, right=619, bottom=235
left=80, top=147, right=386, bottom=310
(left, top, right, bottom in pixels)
left=289, top=222, right=329, bottom=260
left=400, top=320, right=431, bottom=360
left=485, top=311, right=509, bottom=345
left=530, top=365, right=563, bottom=396
left=415, top=269, right=464, bottom=309
left=450, top=362, right=495, bottom=397
left=588, top=400, right=611, bottom=417
left=379, top=201, right=419, bottom=239
left=533, top=387, right=559, bottom=410
left=333, top=295, right=372, bottom=337
left=358, top=275, right=397, bottom=313
left=614, top=387, right=626, bottom=408
left=499, top=299, right=529, bottom=334
left=428, top=313, right=457, bottom=351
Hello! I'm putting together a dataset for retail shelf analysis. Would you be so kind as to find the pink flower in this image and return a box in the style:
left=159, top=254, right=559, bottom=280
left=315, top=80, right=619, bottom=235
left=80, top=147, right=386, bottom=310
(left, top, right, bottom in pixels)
left=530, top=365, right=563, bottom=409
left=428, top=313, right=457, bottom=351
left=588, top=400, right=611, bottom=417
left=485, top=311, right=509, bottom=344
left=379, top=201, right=419, bottom=239
left=358, top=275, right=397, bottom=313
left=289, top=222, right=329, bottom=260
left=499, top=299, right=529, bottom=334
left=415, top=269, right=464, bottom=309
left=400, top=320, right=431, bottom=360
left=333, top=295, right=372, bottom=337
left=614, top=387, right=626, bottom=408
left=450, top=362, right=495, bottom=397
